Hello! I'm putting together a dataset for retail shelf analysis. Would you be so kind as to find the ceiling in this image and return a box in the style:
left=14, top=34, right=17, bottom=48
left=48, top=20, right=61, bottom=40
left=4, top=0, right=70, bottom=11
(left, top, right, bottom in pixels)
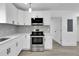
left=13, top=3, right=79, bottom=11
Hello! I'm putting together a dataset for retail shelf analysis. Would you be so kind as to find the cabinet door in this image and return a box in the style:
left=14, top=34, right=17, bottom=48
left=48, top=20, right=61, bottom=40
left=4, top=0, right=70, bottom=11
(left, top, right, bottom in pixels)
left=25, top=12, right=31, bottom=25
left=9, top=42, right=20, bottom=56
left=0, top=49, right=7, bottom=56
left=22, top=35, right=26, bottom=50
left=25, top=34, right=30, bottom=50
left=23, top=34, right=30, bottom=50
left=8, top=37, right=23, bottom=56
left=44, top=34, right=52, bottom=50
left=0, top=36, right=23, bottom=56
left=23, top=34, right=31, bottom=50
left=18, top=10, right=24, bottom=25
left=15, top=36, right=23, bottom=55
left=5, top=43, right=16, bottom=56
left=9, top=43, right=17, bottom=56
left=17, top=39, right=23, bottom=52
left=0, top=45, right=15, bottom=56
left=44, top=17, right=50, bottom=25
left=6, top=3, right=17, bottom=24
left=22, top=11, right=27, bottom=25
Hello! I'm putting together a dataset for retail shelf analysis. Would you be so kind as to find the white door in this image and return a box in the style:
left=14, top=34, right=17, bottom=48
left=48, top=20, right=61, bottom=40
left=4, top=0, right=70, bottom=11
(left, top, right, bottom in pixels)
left=51, top=17, right=62, bottom=44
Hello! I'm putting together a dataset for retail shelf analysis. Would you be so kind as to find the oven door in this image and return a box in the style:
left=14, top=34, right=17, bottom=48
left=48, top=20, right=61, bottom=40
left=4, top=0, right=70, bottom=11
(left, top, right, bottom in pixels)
left=32, top=37, right=43, bottom=44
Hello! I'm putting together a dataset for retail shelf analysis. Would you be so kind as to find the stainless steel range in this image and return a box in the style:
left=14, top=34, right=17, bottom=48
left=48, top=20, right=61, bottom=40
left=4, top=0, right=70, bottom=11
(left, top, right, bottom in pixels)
left=30, top=29, right=44, bottom=52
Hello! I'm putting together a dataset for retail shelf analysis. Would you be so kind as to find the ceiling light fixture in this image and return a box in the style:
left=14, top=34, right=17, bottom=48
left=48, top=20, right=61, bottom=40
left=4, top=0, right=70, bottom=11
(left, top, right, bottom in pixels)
left=29, top=3, right=32, bottom=13
left=24, top=3, right=27, bottom=5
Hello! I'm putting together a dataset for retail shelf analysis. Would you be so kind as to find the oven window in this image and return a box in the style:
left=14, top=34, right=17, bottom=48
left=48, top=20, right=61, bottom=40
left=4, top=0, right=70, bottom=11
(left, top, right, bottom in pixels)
left=32, top=37, right=43, bottom=44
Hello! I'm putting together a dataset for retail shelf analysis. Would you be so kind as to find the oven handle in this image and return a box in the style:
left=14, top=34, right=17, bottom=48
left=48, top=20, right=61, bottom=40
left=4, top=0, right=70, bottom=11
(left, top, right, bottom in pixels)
left=44, top=37, right=46, bottom=41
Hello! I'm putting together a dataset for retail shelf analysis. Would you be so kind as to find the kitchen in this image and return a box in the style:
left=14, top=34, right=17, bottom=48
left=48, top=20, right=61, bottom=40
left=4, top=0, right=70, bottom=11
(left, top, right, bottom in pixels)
left=0, top=3, right=78, bottom=56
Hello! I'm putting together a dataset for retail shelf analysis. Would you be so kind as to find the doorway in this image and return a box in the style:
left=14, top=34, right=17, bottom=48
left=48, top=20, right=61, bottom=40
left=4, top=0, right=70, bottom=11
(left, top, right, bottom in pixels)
left=51, top=17, right=62, bottom=46
left=77, top=17, right=79, bottom=46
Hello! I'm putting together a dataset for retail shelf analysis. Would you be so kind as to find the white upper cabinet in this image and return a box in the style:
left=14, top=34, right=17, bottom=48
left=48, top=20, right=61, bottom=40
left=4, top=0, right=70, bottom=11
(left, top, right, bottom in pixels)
left=6, top=3, right=18, bottom=24
left=43, top=17, right=50, bottom=25
left=25, top=12, right=31, bottom=25
left=0, top=3, right=28, bottom=25
left=17, top=9, right=24, bottom=25
left=17, top=10, right=30, bottom=25
left=0, top=3, right=6, bottom=23
left=0, top=3, right=18, bottom=24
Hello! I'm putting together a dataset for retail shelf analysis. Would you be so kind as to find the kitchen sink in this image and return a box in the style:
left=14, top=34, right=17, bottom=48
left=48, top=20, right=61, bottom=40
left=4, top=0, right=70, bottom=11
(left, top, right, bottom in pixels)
left=0, top=38, right=9, bottom=42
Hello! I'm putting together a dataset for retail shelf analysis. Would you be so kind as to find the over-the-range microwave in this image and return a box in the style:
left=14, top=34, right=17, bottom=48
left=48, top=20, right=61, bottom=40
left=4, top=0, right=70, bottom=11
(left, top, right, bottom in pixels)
left=31, top=18, right=43, bottom=26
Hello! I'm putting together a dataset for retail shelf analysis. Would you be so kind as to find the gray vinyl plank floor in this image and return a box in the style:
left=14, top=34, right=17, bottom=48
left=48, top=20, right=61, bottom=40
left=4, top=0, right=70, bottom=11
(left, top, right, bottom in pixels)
left=19, top=41, right=79, bottom=56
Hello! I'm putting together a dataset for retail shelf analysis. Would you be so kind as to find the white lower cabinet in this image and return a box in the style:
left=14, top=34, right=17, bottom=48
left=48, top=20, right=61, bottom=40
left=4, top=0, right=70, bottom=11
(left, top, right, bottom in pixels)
left=22, top=35, right=26, bottom=50
left=23, top=34, right=30, bottom=50
left=15, top=37, right=23, bottom=55
left=6, top=44, right=15, bottom=56
left=0, top=49, right=7, bottom=56
left=0, top=43, right=15, bottom=56
left=10, top=43, right=17, bottom=56
left=44, top=33, right=53, bottom=50
left=0, top=35, right=24, bottom=56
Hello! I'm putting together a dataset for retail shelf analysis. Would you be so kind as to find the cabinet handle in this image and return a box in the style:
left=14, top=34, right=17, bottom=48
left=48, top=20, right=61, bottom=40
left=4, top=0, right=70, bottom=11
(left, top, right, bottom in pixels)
left=16, top=42, right=18, bottom=47
left=12, top=20, right=15, bottom=24
left=7, top=48, right=11, bottom=55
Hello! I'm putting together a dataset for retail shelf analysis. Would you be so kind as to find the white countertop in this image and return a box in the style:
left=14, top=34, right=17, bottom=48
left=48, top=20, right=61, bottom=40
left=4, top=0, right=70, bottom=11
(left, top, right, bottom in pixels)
left=0, top=33, right=25, bottom=45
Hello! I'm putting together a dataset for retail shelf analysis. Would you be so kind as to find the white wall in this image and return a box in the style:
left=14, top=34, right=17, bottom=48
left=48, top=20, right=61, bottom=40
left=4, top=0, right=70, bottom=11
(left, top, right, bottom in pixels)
left=50, top=11, right=77, bottom=46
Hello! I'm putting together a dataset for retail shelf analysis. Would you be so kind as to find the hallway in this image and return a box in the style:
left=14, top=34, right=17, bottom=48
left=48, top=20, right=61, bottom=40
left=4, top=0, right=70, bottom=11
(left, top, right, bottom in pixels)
left=19, top=41, right=79, bottom=56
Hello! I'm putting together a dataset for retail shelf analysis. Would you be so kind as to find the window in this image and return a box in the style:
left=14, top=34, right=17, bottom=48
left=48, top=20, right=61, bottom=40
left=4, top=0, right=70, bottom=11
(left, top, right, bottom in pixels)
left=67, top=19, right=73, bottom=32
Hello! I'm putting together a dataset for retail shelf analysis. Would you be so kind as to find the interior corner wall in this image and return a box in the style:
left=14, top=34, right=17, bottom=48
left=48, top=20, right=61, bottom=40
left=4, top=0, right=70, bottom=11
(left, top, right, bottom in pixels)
left=77, top=17, right=79, bottom=42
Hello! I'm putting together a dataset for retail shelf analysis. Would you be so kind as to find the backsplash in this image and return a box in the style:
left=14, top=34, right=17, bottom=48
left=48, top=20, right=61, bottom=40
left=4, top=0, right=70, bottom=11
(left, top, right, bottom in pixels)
left=16, top=25, right=50, bottom=33
left=0, top=24, right=50, bottom=37
left=33, top=25, right=50, bottom=33
left=0, top=24, right=16, bottom=37
left=15, top=25, right=34, bottom=33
